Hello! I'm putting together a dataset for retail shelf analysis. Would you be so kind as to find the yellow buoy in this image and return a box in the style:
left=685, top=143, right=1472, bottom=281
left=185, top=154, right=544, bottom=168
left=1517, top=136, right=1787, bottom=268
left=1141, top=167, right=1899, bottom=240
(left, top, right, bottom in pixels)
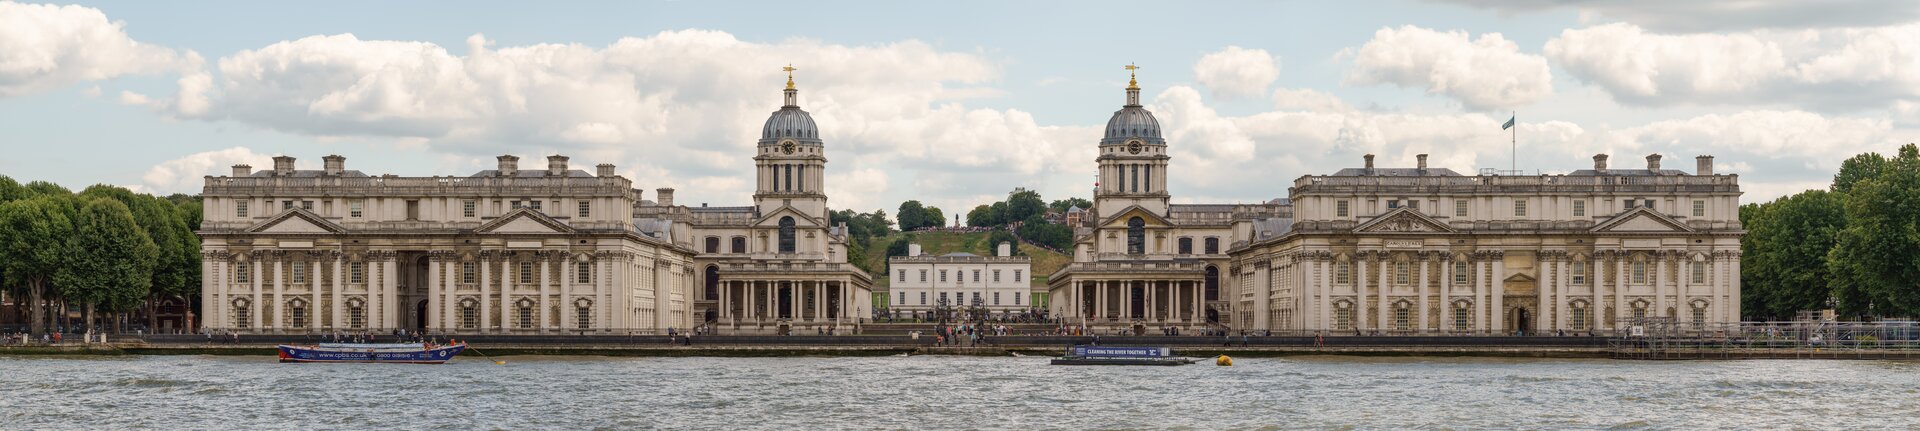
left=1215, top=355, right=1233, bottom=366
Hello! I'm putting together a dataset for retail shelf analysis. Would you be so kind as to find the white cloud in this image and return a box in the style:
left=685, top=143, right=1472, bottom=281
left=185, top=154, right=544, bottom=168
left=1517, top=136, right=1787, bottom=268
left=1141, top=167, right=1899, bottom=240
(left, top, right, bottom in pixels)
left=0, top=2, right=193, bottom=97
left=1271, top=88, right=1352, bottom=112
left=1432, top=0, right=1920, bottom=32
left=1546, top=23, right=1920, bottom=111
left=142, top=146, right=272, bottom=193
left=1193, top=46, right=1280, bottom=99
left=1343, top=25, right=1553, bottom=110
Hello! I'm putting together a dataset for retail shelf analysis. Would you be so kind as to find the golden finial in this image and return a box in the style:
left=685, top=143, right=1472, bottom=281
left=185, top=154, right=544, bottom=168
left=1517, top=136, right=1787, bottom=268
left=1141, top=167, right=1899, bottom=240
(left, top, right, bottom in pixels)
left=1125, top=63, right=1140, bottom=89
left=783, top=64, right=797, bottom=90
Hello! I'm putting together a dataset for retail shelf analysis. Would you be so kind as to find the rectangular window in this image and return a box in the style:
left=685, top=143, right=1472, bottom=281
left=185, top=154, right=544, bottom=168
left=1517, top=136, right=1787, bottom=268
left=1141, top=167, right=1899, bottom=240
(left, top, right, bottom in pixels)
left=993, top=270, right=1002, bottom=283
left=349, top=262, right=364, bottom=283
left=578, top=201, right=591, bottom=218
left=972, top=270, right=980, bottom=283
left=971, top=292, right=981, bottom=305
left=1572, top=262, right=1587, bottom=285
left=511, top=200, right=522, bottom=209
left=1692, top=200, right=1705, bottom=217
left=236, top=265, right=251, bottom=283
left=1691, top=308, right=1706, bottom=329
left=462, top=262, right=476, bottom=284
left=529, top=201, right=542, bottom=211
left=1572, top=200, right=1586, bottom=217
left=1395, top=262, right=1410, bottom=285
left=1625, top=199, right=1637, bottom=209
left=1571, top=308, right=1589, bottom=330
left=1335, top=263, right=1351, bottom=284
left=1643, top=199, right=1655, bottom=209
left=1395, top=307, right=1410, bottom=330
left=1691, top=262, right=1705, bottom=284
left=282, top=200, right=293, bottom=210
left=1513, top=200, right=1527, bottom=217
left=1632, top=261, right=1647, bottom=284
left=920, top=292, right=927, bottom=305
left=406, top=200, right=420, bottom=220
left=897, top=270, right=905, bottom=282
left=577, top=262, right=592, bottom=284
left=291, top=263, right=306, bottom=283
left=1015, top=294, right=1021, bottom=305
left=577, top=308, right=591, bottom=329
left=1387, top=199, right=1400, bottom=209
left=1336, top=200, right=1351, bottom=217
left=993, top=292, right=1001, bottom=306
left=518, top=306, right=533, bottom=329
left=1453, top=262, right=1468, bottom=285
left=1178, top=238, right=1193, bottom=254
left=939, top=270, right=947, bottom=283
left=1014, top=270, right=1023, bottom=281
left=940, top=292, right=948, bottom=305
left=236, top=201, right=249, bottom=218
left=463, top=200, right=476, bottom=218
left=1336, top=308, right=1354, bottom=331
left=301, top=201, right=313, bottom=211
left=520, top=262, right=534, bottom=284
left=234, top=308, right=250, bottom=329
left=1455, top=307, right=1470, bottom=331
left=461, top=306, right=477, bottom=329
left=1205, top=238, right=1220, bottom=254
left=349, top=200, right=363, bottom=218
left=290, top=307, right=306, bottom=328
left=1454, top=200, right=1468, bottom=217
left=919, top=270, right=927, bottom=282
left=348, top=305, right=365, bottom=329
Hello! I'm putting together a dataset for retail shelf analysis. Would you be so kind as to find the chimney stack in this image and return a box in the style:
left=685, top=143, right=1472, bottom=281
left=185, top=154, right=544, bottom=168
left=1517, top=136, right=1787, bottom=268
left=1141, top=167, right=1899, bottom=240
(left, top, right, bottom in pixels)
left=272, top=156, right=296, bottom=176
left=1364, top=154, right=1376, bottom=169
left=231, top=164, right=252, bottom=177
left=596, top=163, right=616, bottom=177
left=997, top=242, right=1012, bottom=257
left=496, top=155, right=519, bottom=177
left=547, top=155, right=569, bottom=176
left=908, top=243, right=923, bottom=257
left=1416, top=154, right=1428, bottom=170
left=1646, top=153, right=1663, bottom=171
left=1593, top=154, right=1609, bottom=170
left=656, top=188, right=675, bottom=207
left=1697, top=155, right=1714, bottom=175
left=322, top=155, right=345, bottom=176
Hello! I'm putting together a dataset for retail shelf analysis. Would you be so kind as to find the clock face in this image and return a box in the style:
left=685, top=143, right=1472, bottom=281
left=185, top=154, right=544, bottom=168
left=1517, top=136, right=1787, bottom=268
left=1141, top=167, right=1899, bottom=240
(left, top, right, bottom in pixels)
left=781, top=141, right=796, bottom=154
left=1127, top=141, right=1143, bottom=155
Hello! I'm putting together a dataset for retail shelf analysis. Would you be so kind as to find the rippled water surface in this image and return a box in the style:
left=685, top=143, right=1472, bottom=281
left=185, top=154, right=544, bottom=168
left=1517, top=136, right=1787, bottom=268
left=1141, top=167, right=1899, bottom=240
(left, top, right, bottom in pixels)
left=3, top=354, right=1919, bottom=429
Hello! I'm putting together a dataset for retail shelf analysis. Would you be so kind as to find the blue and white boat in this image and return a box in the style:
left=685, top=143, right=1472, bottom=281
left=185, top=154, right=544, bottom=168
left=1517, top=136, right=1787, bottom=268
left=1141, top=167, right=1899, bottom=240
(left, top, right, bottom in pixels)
left=277, top=342, right=467, bottom=364
left=1050, top=345, right=1196, bottom=366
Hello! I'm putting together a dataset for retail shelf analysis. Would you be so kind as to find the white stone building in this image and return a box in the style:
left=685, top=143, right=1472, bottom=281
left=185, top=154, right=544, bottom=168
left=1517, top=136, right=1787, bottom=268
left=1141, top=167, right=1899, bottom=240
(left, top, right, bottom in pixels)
left=887, top=242, right=1033, bottom=318
left=197, top=154, right=697, bottom=334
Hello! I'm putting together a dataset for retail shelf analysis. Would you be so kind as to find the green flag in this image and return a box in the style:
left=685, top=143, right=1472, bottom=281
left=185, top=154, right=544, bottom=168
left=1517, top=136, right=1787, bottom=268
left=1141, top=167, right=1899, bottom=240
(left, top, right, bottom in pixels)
left=1501, top=115, right=1515, bottom=130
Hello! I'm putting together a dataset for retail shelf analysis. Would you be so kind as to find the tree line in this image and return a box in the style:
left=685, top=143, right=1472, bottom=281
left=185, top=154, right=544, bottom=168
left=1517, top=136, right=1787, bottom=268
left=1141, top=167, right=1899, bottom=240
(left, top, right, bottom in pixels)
left=0, top=176, right=202, bottom=336
left=1741, top=144, right=1920, bottom=320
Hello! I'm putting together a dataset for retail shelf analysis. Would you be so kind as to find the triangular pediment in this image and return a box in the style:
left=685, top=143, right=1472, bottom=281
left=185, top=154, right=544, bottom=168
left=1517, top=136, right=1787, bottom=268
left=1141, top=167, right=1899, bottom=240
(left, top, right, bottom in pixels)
left=1591, top=207, right=1693, bottom=233
left=476, top=208, right=574, bottom=234
left=1352, top=207, right=1455, bottom=234
left=753, top=207, right=824, bottom=227
left=1504, top=272, right=1536, bottom=283
left=247, top=208, right=345, bottom=234
left=1096, top=206, right=1173, bottom=228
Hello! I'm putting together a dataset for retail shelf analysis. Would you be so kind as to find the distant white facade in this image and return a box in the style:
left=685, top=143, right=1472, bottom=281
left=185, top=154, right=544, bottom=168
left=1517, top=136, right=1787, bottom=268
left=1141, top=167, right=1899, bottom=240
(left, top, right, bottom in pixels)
left=888, top=242, right=1033, bottom=317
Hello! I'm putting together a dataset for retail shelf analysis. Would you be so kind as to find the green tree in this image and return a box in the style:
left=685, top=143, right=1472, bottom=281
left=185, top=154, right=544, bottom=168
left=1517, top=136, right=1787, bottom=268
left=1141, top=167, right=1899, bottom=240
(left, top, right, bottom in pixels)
left=966, top=204, right=994, bottom=227
left=1832, top=152, right=1888, bottom=194
left=925, top=206, right=946, bottom=228
left=1007, top=190, right=1046, bottom=222
left=83, top=186, right=199, bottom=330
left=0, top=176, right=25, bottom=203
left=0, top=194, right=77, bottom=336
left=1015, top=215, right=1074, bottom=251
left=56, top=197, right=159, bottom=331
left=1740, top=190, right=1845, bottom=320
left=986, top=229, right=1024, bottom=256
left=897, top=200, right=928, bottom=231
left=1827, top=144, right=1920, bottom=317
left=1048, top=197, right=1092, bottom=213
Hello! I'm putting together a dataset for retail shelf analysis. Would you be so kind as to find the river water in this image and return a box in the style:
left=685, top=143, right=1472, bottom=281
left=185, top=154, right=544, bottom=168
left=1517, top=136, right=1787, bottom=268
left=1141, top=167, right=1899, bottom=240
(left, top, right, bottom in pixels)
left=2, top=354, right=1916, bottom=430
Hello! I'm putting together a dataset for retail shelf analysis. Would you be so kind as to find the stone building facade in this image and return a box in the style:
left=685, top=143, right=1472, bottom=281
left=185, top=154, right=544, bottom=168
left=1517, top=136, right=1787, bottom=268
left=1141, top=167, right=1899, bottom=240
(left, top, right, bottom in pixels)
left=1229, top=153, right=1744, bottom=334
left=198, top=72, right=871, bottom=335
left=886, top=242, right=1033, bottom=318
left=197, top=155, right=697, bottom=334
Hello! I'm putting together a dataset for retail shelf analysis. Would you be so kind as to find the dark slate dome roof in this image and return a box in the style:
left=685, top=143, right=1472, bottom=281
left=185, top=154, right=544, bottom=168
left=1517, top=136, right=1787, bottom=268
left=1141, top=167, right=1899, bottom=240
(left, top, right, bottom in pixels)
left=1104, top=106, right=1161, bottom=142
left=762, top=106, right=818, bottom=140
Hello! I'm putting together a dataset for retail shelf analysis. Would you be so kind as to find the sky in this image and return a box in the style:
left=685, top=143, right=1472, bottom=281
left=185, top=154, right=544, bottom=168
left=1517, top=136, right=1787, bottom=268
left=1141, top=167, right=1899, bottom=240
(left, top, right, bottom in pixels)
left=3, top=0, right=1918, bottom=222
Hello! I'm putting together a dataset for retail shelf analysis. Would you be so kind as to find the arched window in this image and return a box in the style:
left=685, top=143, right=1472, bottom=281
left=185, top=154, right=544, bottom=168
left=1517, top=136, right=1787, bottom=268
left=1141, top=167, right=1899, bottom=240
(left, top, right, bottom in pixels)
left=731, top=237, right=747, bottom=253
left=705, top=265, right=720, bottom=301
left=705, top=236, right=720, bottom=253
left=1204, top=265, right=1220, bottom=301
left=778, top=217, right=797, bottom=253
left=1126, top=217, right=1145, bottom=254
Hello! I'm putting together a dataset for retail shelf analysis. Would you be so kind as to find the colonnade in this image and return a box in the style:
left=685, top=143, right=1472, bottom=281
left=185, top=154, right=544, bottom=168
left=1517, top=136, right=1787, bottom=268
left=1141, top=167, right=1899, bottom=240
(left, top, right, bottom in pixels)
left=1062, top=279, right=1207, bottom=325
left=202, top=249, right=400, bottom=332
left=719, top=279, right=857, bottom=326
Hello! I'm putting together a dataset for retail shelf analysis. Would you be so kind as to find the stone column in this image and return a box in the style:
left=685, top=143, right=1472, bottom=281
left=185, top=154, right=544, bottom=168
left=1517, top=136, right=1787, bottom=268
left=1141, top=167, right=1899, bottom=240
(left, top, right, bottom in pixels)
left=539, top=254, right=551, bottom=331
left=443, top=254, right=456, bottom=331
left=1590, top=257, right=1602, bottom=332
left=252, top=257, right=265, bottom=330
left=383, top=258, right=397, bottom=330
left=1679, top=257, right=1692, bottom=330
left=1438, top=256, right=1452, bottom=333
left=1536, top=255, right=1550, bottom=334
left=1471, top=257, right=1484, bottom=332
left=1417, top=254, right=1430, bottom=333
left=1557, top=258, right=1570, bottom=332
left=814, top=282, right=824, bottom=323
left=426, top=256, right=439, bottom=331
left=1374, top=257, right=1390, bottom=330
left=201, top=256, right=216, bottom=329
left=1614, top=253, right=1627, bottom=331
left=479, top=254, right=492, bottom=332
left=1096, top=281, right=1107, bottom=322
left=1352, top=256, right=1366, bottom=332
left=1656, top=254, right=1669, bottom=318
left=308, top=260, right=321, bottom=331
left=331, top=255, right=344, bottom=330
left=721, top=279, right=732, bottom=322
left=1491, top=255, right=1505, bottom=335
left=1316, top=258, right=1330, bottom=331
left=1730, top=253, right=1742, bottom=324
left=272, top=258, right=287, bottom=331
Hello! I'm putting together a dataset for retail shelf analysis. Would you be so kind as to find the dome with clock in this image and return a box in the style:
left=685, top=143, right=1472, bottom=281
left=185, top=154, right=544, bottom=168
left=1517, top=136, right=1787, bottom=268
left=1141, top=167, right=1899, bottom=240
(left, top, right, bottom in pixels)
left=1102, top=67, right=1164, bottom=146
left=761, top=69, right=821, bottom=145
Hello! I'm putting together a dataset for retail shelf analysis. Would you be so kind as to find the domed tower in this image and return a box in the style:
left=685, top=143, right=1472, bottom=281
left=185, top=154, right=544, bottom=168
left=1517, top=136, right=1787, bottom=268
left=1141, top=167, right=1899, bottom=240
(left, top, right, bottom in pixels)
left=754, top=66, right=829, bottom=221
left=1094, top=64, right=1171, bottom=217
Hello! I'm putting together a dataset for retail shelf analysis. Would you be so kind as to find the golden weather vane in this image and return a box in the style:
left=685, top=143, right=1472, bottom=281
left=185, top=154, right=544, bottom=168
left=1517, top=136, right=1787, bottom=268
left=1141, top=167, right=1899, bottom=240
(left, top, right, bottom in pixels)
left=1125, top=63, right=1140, bottom=89
left=784, top=64, right=797, bottom=90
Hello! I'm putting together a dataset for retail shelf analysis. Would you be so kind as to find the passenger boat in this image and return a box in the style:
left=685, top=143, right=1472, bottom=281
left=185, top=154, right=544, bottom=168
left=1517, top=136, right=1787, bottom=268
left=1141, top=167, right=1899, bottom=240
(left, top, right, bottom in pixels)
left=1050, top=346, right=1197, bottom=366
left=276, top=342, right=467, bottom=364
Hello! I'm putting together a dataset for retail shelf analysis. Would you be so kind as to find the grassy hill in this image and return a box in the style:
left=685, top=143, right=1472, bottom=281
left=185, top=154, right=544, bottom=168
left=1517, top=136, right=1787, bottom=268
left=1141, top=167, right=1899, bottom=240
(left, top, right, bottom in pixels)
left=851, top=231, right=1071, bottom=291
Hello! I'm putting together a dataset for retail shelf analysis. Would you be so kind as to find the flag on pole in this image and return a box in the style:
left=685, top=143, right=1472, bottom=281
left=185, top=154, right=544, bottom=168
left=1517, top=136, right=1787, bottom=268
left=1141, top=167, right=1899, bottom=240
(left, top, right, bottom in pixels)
left=1501, top=115, right=1515, bottom=130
